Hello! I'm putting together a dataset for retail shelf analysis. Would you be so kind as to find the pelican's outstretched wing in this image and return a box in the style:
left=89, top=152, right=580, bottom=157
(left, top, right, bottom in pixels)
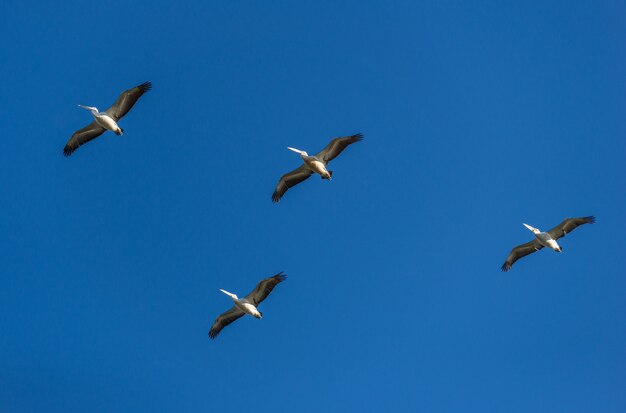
left=245, top=272, right=287, bottom=306
left=547, top=216, right=595, bottom=240
left=272, top=164, right=313, bottom=202
left=208, top=306, right=245, bottom=339
left=63, top=121, right=106, bottom=157
left=315, top=133, right=363, bottom=163
left=105, top=81, right=152, bottom=121
left=501, top=239, right=544, bottom=272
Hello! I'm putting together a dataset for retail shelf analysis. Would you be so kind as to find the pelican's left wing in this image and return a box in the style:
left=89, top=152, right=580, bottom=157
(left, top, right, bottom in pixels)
left=105, top=81, right=152, bottom=121
left=501, top=239, right=544, bottom=272
left=63, top=121, right=106, bottom=156
left=209, top=306, right=245, bottom=339
left=245, top=272, right=287, bottom=306
left=546, top=216, right=595, bottom=240
left=272, top=165, right=313, bottom=203
left=315, top=133, right=363, bottom=163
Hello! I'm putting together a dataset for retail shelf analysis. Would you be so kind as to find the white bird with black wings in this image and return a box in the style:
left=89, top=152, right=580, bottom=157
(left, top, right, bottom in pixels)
left=272, top=133, right=363, bottom=202
left=501, top=216, right=595, bottom=272
left=209, top=272, right=286, bottom=339
left=63, top=81, right=152, bottom=156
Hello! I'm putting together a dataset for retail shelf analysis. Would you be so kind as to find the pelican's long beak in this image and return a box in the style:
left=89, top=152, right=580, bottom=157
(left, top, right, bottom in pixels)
left=523, top=223, right=537, bottom=233
left=287, top=147, right=306, bottom=155
left=219, top=289, right=236, bottom=299
left=78, top=105, right=96, bottom=111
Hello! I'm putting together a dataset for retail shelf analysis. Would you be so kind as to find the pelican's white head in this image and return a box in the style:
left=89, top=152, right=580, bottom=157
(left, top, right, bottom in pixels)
left=219, top=289, right=238, bottom=300
left=287, top=147, right=308, bottom=157
left=523, top=223, right=540, bottom=234
left=78, top=105, right=99, bottom=113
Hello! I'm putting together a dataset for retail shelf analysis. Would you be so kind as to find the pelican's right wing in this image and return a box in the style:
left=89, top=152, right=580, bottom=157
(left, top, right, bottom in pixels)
left=546, top=216, right=595, bottom=240
left=315, top=133, right=363, bottom=163
left=209, top=306, right=245, bottom=339
left=105, top=81, right=152, bottom=121
left=501, top=239, right=544, bottom=272
left=245, top=272, right=287, bottom=306
left=272, top=164, right=313, bottom=203
left=63, top=121, right=106, bottom=157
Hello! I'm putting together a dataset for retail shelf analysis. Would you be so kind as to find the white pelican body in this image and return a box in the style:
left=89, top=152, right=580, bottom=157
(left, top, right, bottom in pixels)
left=288, top=147, right=332, bottom=180
left=79, top=105, right=123, bottom=135
left=308, top=159, right=331, bottom=178
left=524, top=223, right=562, bottom=252
left=220, top=289, right=262, bottom=319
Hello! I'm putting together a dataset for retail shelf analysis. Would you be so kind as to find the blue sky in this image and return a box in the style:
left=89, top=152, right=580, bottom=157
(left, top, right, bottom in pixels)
left=1, top=1, right=624, bottom=412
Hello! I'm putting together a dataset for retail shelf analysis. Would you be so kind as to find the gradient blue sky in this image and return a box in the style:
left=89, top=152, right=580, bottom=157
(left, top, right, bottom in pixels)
left=1, top=1, right=625, bottom=412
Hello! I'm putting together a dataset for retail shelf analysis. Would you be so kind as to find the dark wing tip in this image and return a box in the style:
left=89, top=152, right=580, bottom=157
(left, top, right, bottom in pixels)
left=501, top=262, right=512, bottom=272
left=352, top=133, right=364, bottom=141
left=208, top=330, right=217, bottom=339
left=272, top=183, right=286, bottom=203
left=138, top=81, right=152, bottom=92
left=275, top=272, right=287, bottom=281
left=63, top=145, right=74, bottom=157
left=585, top=216, right=596, bottom=224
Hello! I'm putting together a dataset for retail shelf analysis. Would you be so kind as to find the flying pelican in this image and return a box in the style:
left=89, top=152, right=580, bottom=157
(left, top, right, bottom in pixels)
left=63, top=81, right=152, bottom=156
left=501, top=216, right=595, bottom=272
left=272, top=133, right=363, bottom=202
left=209, top=272, right=286, bottom=339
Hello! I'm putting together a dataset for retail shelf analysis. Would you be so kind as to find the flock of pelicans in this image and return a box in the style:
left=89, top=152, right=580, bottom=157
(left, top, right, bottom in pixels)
left=63, top=82, right=597, bottom=339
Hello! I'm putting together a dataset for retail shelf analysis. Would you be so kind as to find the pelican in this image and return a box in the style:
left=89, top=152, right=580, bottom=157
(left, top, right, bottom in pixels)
left=209, top=272, right=286, bottom=339
left=501, top=216, right=596, bottom=272
left=272, top=133, right=363, bottom=202
left=63, top=81, right=152, bottom=156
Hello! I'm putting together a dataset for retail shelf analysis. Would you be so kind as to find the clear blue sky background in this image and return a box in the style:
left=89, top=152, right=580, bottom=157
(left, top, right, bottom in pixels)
left=0, top=1, right=624, bottom=412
